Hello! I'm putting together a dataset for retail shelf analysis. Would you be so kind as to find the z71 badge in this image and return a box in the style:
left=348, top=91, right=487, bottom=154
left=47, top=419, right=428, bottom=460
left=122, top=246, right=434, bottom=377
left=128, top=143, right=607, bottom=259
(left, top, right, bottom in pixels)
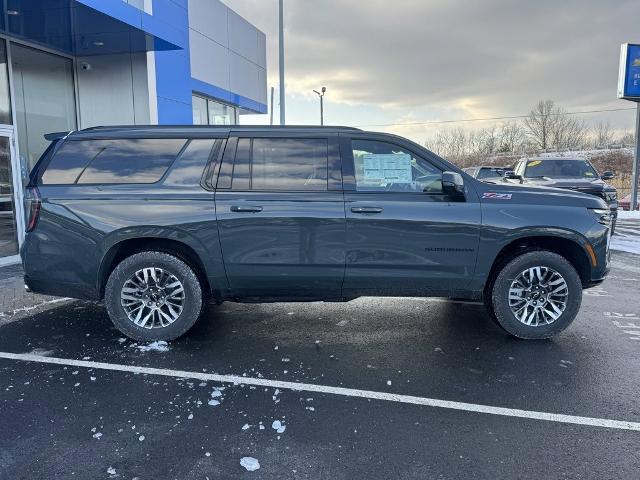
left=482, top=192, right=512, bottom=200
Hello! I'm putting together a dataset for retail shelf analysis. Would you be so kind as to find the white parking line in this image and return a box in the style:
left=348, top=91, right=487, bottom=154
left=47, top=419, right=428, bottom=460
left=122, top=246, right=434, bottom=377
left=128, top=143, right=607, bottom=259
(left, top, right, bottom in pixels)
left=1, top=351, right=639, bottom=432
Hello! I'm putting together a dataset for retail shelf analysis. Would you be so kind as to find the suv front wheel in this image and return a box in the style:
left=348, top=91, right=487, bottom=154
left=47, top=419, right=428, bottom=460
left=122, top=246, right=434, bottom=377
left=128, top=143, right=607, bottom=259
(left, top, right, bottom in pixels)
left=105, top=251, right=203, bottom=342
left=490, top=251, right=582, bottom=339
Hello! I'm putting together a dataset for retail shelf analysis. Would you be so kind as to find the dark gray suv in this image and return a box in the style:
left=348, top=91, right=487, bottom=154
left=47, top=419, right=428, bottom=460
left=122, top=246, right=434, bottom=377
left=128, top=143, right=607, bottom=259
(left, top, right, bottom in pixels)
left=21, top=126, right=613, bottom=341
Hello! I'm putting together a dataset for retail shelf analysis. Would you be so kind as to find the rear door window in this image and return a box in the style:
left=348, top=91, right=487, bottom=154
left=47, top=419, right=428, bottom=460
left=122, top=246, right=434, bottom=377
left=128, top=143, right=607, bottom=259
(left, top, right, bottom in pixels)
left=42, top=138, right=188, bottom=185
left=250, top=138, right=328, bottom=191
left=163, top=139, right=220, bottom=187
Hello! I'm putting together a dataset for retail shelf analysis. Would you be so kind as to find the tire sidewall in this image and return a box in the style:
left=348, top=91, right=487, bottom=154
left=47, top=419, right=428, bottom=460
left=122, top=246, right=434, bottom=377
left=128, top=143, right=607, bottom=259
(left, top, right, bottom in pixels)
left=491, top=251, right=582, bottom=339
left=105, top=251, right=203, bottom=342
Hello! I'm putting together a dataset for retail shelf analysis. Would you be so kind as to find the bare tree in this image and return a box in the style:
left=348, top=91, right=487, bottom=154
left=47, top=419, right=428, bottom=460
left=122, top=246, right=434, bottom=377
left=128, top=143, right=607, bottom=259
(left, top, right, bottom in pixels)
left=523, top=100, right=556, bottom=150
left=592, top=121, right=614, bottom=148
left=497, top=121, right=525, bottom=154
left=550, top=108, right=586, bottom=150
left=524, top=100, right=589, bottom=151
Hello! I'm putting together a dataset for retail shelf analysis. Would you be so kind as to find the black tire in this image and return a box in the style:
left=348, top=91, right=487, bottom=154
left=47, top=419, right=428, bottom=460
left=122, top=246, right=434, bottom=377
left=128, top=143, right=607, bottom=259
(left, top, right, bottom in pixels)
left=491, top=251, right=582, bottom=339
left=105, top=251, right=203, bottom=342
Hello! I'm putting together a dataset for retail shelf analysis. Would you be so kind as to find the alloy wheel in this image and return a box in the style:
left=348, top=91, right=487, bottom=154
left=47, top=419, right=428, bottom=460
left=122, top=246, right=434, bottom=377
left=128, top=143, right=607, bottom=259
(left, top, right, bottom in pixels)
left=508, top=266, right=569, bottom=327
left=120, top=267, right=185, bottom=329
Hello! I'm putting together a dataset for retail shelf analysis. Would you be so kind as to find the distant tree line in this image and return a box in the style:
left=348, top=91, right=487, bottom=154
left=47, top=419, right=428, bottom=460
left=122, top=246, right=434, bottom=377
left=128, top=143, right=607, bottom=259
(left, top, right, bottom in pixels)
left=424, top=100, right=636, bottom=195
left=424, top=99, right=634, bottom=165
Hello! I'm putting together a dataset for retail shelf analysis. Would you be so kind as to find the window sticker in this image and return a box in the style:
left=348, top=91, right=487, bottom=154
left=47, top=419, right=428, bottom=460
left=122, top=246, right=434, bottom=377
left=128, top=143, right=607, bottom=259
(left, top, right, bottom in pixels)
left=482, top=192, right=512, bottom=200
left=585, top=171, right=594, bottom=177
left=527, top=160, right=541, bottom=167
left=361, top=154, right=412, bottom=184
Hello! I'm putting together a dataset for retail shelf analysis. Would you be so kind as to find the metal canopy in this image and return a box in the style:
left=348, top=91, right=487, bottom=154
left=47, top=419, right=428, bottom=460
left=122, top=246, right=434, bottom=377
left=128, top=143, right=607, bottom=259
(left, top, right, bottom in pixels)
left=0, top=0, right=183, bottom=56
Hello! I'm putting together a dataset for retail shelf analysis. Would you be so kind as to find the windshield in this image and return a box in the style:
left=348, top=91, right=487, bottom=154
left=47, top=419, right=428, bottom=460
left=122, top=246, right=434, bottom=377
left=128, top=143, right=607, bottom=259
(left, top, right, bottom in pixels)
left=477, top=168, right=505, bottom=179
left=524, top=159, right=598, bottom=179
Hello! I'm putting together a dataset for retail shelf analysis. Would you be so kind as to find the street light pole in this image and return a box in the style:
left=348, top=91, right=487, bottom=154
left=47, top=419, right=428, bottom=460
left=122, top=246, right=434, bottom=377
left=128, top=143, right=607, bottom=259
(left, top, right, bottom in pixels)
left=631, top=102, right=640, bottom=211
left=278, top=0, right=285, bottom=125
left=313, top=87, right=326, bottom=126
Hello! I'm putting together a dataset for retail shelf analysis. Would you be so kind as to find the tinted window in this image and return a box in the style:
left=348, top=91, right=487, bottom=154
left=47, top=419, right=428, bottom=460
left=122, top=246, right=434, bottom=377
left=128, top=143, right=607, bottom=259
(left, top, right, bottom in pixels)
left=477, top=168, right=505, bottom=179
left=352, top=140, right=442, bottom=193
left=251, top=138, right=328, bottom=191
left=76, top=139, right=187, bottom=184
left=163, top=139, right=218, bottom=187
left=41, top=140, right=101, bottom=184
left=231, top=138, right=250, bottom=190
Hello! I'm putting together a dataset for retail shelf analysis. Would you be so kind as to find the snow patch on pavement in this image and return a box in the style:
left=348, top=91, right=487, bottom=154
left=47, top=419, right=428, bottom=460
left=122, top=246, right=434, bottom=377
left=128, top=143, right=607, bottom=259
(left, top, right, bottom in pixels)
left=272, top=420, right=286, bottom=433
left=134, top=341, right=170, bottom=353
left=240, top=457, right=260, bottom=471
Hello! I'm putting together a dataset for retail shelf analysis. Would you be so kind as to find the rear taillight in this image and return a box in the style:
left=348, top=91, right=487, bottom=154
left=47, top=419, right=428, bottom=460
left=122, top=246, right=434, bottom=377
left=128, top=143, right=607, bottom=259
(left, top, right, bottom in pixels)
left=26, top=187, right=41, bottom=232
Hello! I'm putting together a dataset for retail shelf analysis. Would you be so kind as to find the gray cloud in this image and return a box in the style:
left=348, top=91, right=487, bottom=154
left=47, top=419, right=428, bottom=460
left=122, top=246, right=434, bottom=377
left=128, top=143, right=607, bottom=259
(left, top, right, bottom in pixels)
left=223, top=0, right=639, bottom=118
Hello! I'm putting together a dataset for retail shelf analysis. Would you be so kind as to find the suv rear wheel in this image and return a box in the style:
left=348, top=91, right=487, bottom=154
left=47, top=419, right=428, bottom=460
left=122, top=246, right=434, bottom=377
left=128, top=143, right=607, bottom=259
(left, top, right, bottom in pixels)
left=105, top=251, right=203, bottom=342
left=490, top=251, right=582, bottom=339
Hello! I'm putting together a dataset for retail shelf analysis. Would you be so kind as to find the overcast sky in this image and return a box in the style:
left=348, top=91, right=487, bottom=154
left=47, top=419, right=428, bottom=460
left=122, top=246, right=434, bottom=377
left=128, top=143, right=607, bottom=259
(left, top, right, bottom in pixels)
left=223, top=0, right=639, bottom=142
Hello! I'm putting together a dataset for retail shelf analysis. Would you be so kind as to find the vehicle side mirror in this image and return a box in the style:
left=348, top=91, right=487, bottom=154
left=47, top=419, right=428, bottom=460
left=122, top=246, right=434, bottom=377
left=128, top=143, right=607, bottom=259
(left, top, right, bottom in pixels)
left=442, top=171, right=465, bottom=197
left=505, top=172, right=521, bottom=180
left=601, top=171, right=615, bottom=180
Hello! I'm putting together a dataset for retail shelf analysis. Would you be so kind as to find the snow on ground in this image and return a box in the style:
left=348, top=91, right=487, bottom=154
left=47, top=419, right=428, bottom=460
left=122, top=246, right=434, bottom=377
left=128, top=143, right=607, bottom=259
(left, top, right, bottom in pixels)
left=134, top=341, right=170, bottom=353
left=271, top=420, right=286, bottom=433
left=611, top=237, right=640, bottom=254
left=611, top=213, right=640, bottom=254
left=240, top=457, right=260, bottom=472
left=618, top=210, right=640, bottom=219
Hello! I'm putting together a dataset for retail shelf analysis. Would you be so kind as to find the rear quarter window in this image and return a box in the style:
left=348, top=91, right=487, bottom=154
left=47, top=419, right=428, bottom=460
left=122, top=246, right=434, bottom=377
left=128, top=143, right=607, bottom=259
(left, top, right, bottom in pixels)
left=41, top=138, right=188, bottom=185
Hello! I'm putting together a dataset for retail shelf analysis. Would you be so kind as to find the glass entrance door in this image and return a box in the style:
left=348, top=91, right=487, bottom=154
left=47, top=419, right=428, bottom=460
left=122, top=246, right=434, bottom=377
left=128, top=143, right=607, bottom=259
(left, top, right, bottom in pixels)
left=0, top=133, right=19, bottom=259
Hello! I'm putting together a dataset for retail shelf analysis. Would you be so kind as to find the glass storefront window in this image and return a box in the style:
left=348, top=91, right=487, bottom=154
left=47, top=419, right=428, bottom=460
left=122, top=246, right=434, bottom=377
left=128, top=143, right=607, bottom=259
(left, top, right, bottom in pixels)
left=191, top=94, right=237, bottom=126
left=0, top=40, right=11, bottom=125
left=0, top=136, right=18, bottom=257
left=12, top=44, right=77, bottom=184
left=192, top=95, right=208, bottom=125
left=208, top=99, right=235, bottom=125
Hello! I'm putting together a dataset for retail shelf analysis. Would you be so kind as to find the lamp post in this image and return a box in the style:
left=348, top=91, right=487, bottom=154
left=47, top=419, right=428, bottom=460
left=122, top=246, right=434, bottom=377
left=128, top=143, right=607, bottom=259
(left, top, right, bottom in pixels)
left=313, top=87, right=326, bottom=126
left=278, top=0, right=285, bottom=125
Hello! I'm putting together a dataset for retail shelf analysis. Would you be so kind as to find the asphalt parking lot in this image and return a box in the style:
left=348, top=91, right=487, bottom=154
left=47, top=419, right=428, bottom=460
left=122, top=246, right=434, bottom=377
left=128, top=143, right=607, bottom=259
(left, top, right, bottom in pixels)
left=0, top=252, right=639, bottom=479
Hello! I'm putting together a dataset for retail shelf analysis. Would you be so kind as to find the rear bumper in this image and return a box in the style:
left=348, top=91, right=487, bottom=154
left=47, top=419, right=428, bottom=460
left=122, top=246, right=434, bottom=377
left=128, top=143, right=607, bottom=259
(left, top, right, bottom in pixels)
left=23, top=275, right=98, bottom=301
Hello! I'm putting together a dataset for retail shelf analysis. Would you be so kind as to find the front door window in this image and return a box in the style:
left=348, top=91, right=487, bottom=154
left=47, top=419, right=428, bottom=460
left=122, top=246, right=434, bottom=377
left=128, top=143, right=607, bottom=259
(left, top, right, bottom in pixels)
left=352, top=139, right=443, bottom=193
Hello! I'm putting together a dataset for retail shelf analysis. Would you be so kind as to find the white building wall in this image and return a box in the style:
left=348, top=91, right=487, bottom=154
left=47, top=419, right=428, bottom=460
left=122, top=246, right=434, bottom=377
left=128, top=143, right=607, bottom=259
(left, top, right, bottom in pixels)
left=76, top=53, right=150, bottom=128
left=187, top=0, right=267, bottom=108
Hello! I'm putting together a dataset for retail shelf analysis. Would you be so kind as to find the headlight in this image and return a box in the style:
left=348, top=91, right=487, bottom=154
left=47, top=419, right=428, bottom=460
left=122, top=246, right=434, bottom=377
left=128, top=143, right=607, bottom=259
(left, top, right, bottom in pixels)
left=590, top=208, right=612, bottom=225
left=604, top=192, right=617, bottom=202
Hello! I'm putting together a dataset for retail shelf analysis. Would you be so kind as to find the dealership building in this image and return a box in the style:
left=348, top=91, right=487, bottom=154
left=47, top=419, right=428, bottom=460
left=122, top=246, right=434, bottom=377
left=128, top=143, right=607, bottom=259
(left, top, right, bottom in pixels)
left=0, top=0, right=267, bottom=265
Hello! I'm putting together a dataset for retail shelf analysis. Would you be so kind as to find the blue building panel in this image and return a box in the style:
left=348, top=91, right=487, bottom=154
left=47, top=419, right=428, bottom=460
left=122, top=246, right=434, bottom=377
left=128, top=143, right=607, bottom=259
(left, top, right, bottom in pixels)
left=191, top=78, right=268, bottom=114
left=157, top=96, right=193, bottom=124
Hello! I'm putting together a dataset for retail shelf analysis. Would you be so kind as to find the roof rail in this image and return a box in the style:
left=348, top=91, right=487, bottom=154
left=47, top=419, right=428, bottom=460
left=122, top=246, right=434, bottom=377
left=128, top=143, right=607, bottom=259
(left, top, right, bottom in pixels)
left=79, top=124, right=362, bottom=131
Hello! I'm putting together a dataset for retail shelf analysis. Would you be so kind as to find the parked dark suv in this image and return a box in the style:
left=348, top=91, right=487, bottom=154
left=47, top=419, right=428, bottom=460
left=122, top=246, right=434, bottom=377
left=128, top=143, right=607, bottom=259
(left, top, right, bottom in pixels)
left=22, top=126, right=613, bottom=341
left=506, top=157, right=618, bottom=232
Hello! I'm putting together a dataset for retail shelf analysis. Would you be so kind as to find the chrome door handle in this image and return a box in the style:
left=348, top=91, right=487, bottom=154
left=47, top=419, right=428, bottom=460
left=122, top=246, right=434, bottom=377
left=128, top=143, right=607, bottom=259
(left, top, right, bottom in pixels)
left=230, top=205, right=263, bottom=213
left=351, top=207, right=383, bottom=214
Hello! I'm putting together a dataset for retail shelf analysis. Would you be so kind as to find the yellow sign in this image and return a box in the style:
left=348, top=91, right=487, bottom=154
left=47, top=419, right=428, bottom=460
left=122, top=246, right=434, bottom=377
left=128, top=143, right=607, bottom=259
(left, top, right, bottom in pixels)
left=527, top=160, right=542, bottom=167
